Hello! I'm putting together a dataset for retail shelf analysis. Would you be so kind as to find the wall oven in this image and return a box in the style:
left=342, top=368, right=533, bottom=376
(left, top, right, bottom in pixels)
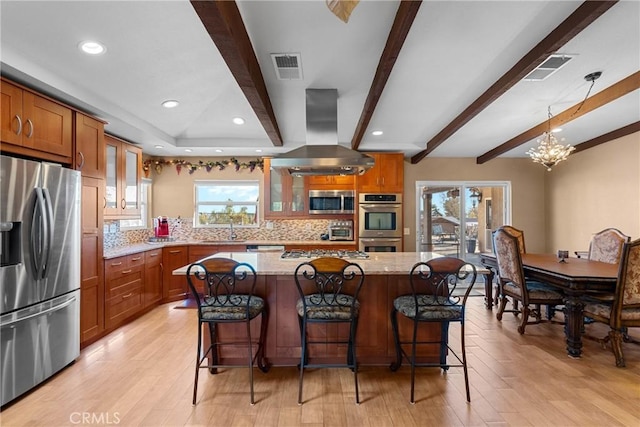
left=358, top=193, right=402, bottom=238
left=358, top=237, right=402, bottom=252
left=309, top=190, right=355, bottom=215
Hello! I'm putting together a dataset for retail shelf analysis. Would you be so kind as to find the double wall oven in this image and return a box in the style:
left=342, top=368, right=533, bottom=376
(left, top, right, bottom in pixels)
left=358, top=193, right=402, bottom=252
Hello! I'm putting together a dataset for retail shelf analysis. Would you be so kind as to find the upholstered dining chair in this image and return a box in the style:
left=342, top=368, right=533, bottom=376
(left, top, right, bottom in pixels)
left=493, top=226, right=526, bottom=307
left=575, top=227, right=630, bottom=264
left=186, top=257, right=270, bottom=405
left=294, top=257, right=365, bottom=404
left=583, top=238, right=640, bottom=367
left=390, top=257, right=477, bottom=403
left=492, top=228, right=564, bottom=334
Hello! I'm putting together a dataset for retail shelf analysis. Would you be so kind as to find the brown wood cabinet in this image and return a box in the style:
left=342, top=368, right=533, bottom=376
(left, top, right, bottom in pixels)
left=356, top=152, right=404, bottom=193
left=104, top=134, right=142, bottom=219
left=264, top=158, right=307, bottom=218
left=1, top=79, right=73, bottom=163
left=143, top=249, right=163, bottom=307
left=80, top=177, right=105, bottom=345
left=75, top=112, right=105, bottom=179
left=104, top=254, right=144, bottom=330
left=307, top=174, right=355, bottom=190
left=162, top=246, right=189, bottom=302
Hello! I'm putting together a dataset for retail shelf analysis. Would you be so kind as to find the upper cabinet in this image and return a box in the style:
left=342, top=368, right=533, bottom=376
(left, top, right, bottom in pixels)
left=356, top=152, right=404, bottom=193
left=1, top=79, right=73, bottom=163
left=307, top=174, right=355, bottom=190
left=104, top=134, right=142, bottom=219
left=264, top=158, right=307, bottom=218
left=75, top=112, right=105, bottom=179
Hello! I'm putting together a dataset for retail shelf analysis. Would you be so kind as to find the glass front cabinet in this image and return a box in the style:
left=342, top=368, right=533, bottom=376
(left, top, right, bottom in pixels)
left=104, top=134, right=142, bottom=219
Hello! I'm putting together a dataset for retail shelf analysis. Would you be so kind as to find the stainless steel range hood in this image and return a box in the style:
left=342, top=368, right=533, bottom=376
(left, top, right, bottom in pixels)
left=270, top=89, right=375, bottom=176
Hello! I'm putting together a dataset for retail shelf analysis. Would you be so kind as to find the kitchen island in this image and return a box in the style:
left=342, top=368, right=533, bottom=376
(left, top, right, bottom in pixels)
left=173, top=252, right=488, bottom=366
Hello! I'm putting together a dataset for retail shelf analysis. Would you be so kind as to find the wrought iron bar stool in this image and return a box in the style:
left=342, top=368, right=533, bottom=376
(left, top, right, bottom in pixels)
left=186, top=257, right=269, bottom=405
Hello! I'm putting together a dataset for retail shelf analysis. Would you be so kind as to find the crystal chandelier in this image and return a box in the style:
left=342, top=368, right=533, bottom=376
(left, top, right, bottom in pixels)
left=526, top=107, right=575, bottom=171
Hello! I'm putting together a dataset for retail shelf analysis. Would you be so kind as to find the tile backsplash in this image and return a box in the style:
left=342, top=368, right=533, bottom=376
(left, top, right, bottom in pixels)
left=103, top=217, right=342, bottom=250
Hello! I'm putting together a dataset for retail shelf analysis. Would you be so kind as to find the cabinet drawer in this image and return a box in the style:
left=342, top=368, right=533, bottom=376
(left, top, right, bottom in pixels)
left=105, top=253, right=145, bottom=273
left=105, top=266, right=143, bottom=298
left=145, top=249, right=162, bottom=266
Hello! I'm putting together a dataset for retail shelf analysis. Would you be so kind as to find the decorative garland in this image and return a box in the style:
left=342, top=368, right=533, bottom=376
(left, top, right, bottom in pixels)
left=143, top=158, right=264, bottom=176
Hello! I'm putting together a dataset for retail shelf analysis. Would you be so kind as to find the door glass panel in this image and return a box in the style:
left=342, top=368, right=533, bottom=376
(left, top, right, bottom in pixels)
left=124, top=149, right=139, bottom=209
left=269, top=169, right=284, bottom=212
left=105, top=145, right=117, bottom=209
left=291, top=175, right=305, bottom=212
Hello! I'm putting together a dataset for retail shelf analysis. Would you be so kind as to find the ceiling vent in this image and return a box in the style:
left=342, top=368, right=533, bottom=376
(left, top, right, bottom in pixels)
left=523, top=54, right=574, bottom=81
left=271, top=53, right=303, bottom=80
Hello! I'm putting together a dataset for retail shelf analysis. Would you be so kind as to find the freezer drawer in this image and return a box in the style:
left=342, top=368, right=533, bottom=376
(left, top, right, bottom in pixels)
left=1, top=290, right=80, bottom=406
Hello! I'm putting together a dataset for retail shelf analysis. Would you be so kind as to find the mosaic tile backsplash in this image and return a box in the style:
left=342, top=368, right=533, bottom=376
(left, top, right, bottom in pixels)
left=103, top=217, right=341, bottom=250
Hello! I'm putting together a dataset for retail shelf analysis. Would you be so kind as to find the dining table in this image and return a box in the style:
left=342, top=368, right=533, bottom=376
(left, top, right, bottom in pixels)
left=479, top=252, right=619, bottom=358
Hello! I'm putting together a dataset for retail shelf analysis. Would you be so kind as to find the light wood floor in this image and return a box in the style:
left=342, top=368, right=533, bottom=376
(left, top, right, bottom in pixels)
left=1, top=295, right=639, bottom=426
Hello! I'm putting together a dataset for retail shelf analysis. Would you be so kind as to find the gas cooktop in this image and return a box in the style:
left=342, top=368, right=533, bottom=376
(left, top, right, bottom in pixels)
left=280, top=249, right=369, bottom=260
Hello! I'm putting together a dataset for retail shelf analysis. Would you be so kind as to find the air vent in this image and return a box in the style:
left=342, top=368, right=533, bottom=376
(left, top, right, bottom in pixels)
left=271, top=53, right=303, bottom=80
left=523, top=54, right=574, bottom=81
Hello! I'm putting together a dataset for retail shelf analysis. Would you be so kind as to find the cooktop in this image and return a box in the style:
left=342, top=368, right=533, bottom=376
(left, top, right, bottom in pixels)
left=280, top=249, right=369, bottom=260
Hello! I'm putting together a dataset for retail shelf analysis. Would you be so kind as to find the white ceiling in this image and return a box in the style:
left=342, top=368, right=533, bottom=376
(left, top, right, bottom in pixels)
left=1, top=0, right=638, bottom=163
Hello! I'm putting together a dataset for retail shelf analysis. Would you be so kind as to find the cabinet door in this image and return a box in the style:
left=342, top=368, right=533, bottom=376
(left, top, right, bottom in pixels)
left=356, top=153, right=382, bottom=192
left=104, top=140, right=119, bottom=216
left=75, top=113, right=105, bottom=179
left=21, top=91, right=72, bottom=158
left=144, top=249, right=163, bottom=307
left=80, top=176, right=104, bottom=345
left=162, top=246, right=189, bottom=302
left=0, top=81, right=23, bottom=146
left=357, top=153, right=404, bottom=193
left=122, top=143, right=142, bottom=215
left=104, top=135, right=142, bottom=219
left=264, top=158, right=307, bottom=218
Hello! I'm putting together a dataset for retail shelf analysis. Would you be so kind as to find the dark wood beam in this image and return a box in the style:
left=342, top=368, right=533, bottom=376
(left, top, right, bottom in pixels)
left=351, top=0, right=422, bottom=150
left=477, top=71, right=640, bottom=164
left=411, top=0, right=617, bottom=164
left=190, top=0, right=283, bottom=146
left=573, top=121, right=640, bottom=154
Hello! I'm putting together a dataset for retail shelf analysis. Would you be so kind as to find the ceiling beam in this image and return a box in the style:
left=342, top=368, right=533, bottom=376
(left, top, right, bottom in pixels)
left=572, top=121, right=640, bottom=154
left=477, top=71, right=640, bottom=164
left=410, top=0, right=617, bottom=164
left=190, top=0, right=283, bottom=146
left=351, top=0, right=422, bottom=151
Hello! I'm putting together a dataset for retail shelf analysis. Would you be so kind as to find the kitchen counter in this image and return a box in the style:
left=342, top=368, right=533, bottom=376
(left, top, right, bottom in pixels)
left=103, top=239, right=356, bottom=259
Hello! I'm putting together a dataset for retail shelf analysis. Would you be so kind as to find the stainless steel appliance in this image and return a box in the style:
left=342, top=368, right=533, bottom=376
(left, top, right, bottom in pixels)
left=309, top=190, right=355, bottom=214
left=358, top=193, right=403, bottom=252
left=0, top=155, right=81, bottom=406
left=328, top=220, right=353, bottom=241
left=280, top=249, right=369, bottom=260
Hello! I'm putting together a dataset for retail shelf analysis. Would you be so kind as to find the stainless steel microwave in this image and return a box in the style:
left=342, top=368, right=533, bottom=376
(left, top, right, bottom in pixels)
left=309, top=190, right=355, bottom=214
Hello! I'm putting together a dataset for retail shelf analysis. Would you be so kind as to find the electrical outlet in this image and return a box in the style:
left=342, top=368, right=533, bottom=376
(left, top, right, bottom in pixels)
left=404, top=227, right=410, bottom=236
left=266, top=221, right=273, bottom=229
left=305, top=223, right=312, bottom=231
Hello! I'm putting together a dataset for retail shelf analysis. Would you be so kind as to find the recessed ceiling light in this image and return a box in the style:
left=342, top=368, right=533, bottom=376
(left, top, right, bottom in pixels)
left=184, top=149, right=193, bottom=153
left=154, top=145, right=164, bottom=149
left=232, top=117, right=245, bottom=125
left=372, top=130, right=383, bottom=136
left=552, top=128, right=563, bottom=133
left=162, top=100, right=179, bottom=108
left=215, top=149, right=223, bottom=153
left=79, top=40, right=106, bottom=55
left=255, top=149, right=263, bottom=153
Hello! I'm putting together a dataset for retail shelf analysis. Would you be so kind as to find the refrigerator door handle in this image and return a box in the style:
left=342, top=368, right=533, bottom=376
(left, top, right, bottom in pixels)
left=40, top=188, right=53, bottom=280
left=31, top=188, right=52, bottom=280
left=0, top=295, right=77, bottom=327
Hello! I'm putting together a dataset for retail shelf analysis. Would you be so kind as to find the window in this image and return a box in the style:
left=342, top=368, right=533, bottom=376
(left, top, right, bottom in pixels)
left=194, top=180, right=259, bottom=228
left=119, top=178, right=152, bottom=229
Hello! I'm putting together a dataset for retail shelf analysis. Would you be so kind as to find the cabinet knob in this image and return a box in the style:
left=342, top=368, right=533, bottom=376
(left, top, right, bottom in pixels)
left=25, top=119, right=34, bottom=138
left=77, top=152, right=85, bottom=169
left=121, top=198, right=126, bottom=209
left=13, top=115, right=22, bottom=136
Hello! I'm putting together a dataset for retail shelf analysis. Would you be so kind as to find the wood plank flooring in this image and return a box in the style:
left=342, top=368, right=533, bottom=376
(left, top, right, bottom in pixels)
left=1, top=295, right=639, bottom=426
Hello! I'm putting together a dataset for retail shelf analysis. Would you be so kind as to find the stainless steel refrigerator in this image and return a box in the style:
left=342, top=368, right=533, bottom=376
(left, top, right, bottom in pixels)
left=1, top=154, right=81, bottom=407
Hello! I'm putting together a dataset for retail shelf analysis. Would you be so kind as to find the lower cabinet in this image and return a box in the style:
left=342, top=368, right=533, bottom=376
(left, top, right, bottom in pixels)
left=104, top=254, right=144, bottom=330
left=162, top=246, right=189, bottom=302
left=144, top=249, right=163, bottom=307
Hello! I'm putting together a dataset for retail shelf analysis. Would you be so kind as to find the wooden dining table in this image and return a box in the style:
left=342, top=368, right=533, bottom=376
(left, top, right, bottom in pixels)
left=479, top=252, right=619, bottom=358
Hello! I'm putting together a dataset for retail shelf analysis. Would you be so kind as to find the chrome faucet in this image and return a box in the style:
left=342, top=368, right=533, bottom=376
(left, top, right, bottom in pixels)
left=229, top=220, right=237, bottom=241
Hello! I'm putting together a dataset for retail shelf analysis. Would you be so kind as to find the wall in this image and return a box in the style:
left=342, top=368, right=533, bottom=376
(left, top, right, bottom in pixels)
left=546, top=131, right=640, bottom=253
left=402, top=157, right=546, bottom=252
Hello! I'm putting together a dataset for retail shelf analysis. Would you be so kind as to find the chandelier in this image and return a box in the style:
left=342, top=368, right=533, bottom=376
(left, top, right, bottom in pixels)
left=526, top=106, right=575, bottom=171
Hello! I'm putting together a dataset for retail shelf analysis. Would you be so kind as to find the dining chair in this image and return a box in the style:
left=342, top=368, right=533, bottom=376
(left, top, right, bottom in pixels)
left=294, top=257, right=365, bottom=404
left=390, top=257, right=477, bottom=403
left=583, top=238, right=640, bottom=367
left=492, top=228, right=564, bottom=334
left=493, top=226, right=526, bottom=307
left=186, top=257, right=270, bottom=405
left=575, top=227, right=630, bottom=264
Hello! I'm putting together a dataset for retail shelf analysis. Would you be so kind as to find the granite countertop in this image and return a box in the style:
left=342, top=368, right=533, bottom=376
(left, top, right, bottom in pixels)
left=171, top=251, right=490, bottom=276
left=103, top=239, right=356, bottom=259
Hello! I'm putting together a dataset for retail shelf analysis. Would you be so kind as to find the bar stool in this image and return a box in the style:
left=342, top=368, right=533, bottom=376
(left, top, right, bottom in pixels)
left=186, top=257, right=269, bottom=405
left=294, top=257, right=365, bottom=404
left=390, top=257, right=477, bottom=403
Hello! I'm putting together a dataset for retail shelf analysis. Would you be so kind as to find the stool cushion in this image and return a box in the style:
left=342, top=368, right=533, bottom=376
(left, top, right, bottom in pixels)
left=200, top=295, right=265, bottom=320
left=297, top=294, right=360, bottom=320
left=394, top=295, right=463, bottom=320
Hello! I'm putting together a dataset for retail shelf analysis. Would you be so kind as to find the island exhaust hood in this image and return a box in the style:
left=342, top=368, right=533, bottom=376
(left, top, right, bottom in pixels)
left=270, top=89, right=375, bottom=176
